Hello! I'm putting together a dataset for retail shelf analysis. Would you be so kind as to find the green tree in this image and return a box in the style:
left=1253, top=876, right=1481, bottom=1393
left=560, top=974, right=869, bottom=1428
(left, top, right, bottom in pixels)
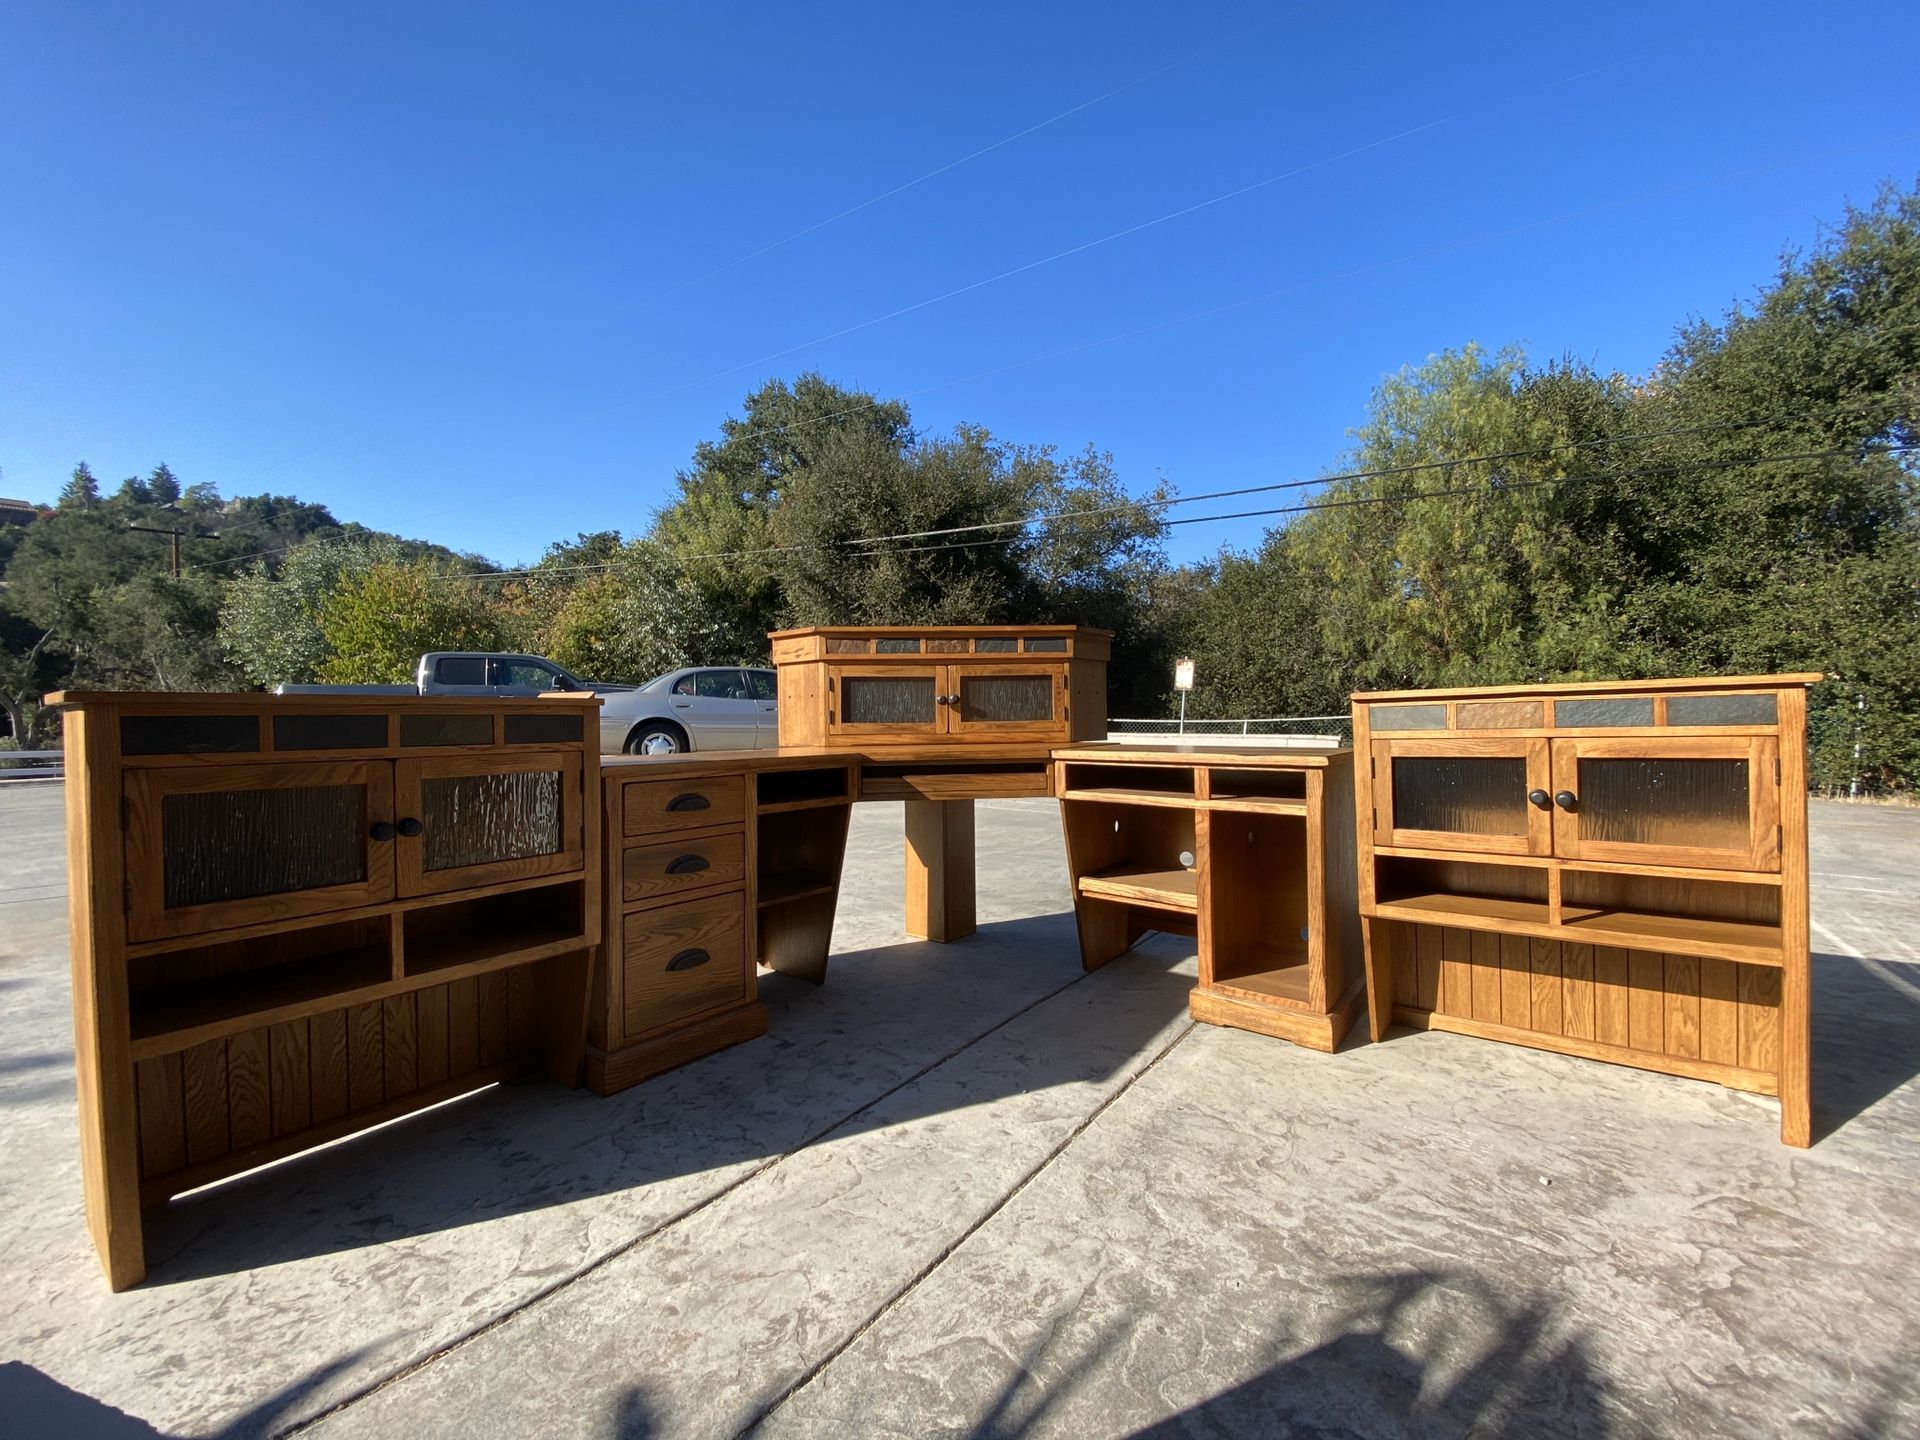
left=58, top=462, right=99, bottom=510
left=147, top=464, right=181, bottom=505
left=315, top=560, right=509, bottom=683
left=539, top=539, right=743, bottom=683
left=218, top=536, right=405, bottom=686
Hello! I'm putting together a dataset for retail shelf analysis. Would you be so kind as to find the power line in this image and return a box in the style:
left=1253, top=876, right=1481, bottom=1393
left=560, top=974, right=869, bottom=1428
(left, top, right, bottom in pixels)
left=638, top=53, right=1654, bottom=404
left=640, top=6, right=1310, bottom=304
left=441, top=433, right=1914, bottom=581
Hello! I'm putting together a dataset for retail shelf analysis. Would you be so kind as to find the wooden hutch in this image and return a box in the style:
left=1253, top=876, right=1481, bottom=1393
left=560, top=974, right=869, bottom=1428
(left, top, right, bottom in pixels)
left=1054, top=744, right=1364, bottom=1051
left=52, top=690, right=603, bottom=1289
left=1352, top=674, right=1817, bottom=1145
left=770, top=624, right=1110, bottom=942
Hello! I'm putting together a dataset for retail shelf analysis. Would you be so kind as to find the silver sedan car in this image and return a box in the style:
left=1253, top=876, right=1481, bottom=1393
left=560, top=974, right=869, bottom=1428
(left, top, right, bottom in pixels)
left=597, top=666, right=779, bottom=755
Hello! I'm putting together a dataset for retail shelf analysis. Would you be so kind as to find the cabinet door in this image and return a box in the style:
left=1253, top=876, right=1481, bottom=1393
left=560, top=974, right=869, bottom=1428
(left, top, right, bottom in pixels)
left=1372, top=738, right=1552, bottom=856
left=1550, top=736, right=1779, bottom=871
left=827, top=665, right=947, bottom=739
left=947, top=664, right=1066, bottom=738
left=124, top=761, right=396, bottom=941
left=394, top=751, right=585, bottom=897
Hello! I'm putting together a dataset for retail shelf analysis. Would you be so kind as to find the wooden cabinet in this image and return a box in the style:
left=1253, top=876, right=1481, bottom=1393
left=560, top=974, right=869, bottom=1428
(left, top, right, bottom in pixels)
left=587, top=751, right=857, bottom=1095
left=1354, top=674, right=1818, bottom=1146
left=51, top=691, right=603, bottom=1289
left=770, top=626, right=1108, bottom=752
left=1054, top=745, right=1364, bottom=1053
left=123, top=760, right=397, bottom=941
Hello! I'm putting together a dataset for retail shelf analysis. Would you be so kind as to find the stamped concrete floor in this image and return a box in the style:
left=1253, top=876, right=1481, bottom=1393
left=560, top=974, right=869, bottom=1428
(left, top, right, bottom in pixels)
left=2, top=786, right=1918, bottom=1438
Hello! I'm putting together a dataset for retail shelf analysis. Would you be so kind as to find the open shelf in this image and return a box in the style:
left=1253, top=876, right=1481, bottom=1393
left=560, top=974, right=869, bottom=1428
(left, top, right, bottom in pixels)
left=1060, top=763, right=1195, bottom=806
left=757, top=806, right=849, bottom=911
left=130, top=952, right=389, bottom=1052
left=758, top=874, right=838, bottom=908
left=1373, top=890, right=1555, bottom=930
left=1078, top=863, right=1199, bottom=913
left=1207, top=769, right=1306, bottom=803
left=756, top=766, right=849, bottom=810
left=859, top=762, right=1049, bottom=801
left=1210, top=941, right=1314, bottom=1007
left=1558, top=907, right=1784, bottom=964
left=404, top=881, right=586, bottom=977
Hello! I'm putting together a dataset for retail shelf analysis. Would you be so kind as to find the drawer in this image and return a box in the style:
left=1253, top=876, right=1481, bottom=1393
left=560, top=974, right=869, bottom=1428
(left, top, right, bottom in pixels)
left=622, top=831, right=746, bottom=905
left=622, top=774, right=746, bottom=837
left=622, top=892, right=748, bottom=1036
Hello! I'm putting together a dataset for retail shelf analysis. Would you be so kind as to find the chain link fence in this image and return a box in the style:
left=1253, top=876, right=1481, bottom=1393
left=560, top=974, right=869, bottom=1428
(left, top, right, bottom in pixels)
left=1108, top=715, right=1353, bottom=746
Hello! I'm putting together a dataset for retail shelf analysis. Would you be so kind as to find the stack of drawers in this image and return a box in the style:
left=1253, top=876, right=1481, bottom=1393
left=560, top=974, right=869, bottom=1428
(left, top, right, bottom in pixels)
left=589, top=766, right=763, bottom=1093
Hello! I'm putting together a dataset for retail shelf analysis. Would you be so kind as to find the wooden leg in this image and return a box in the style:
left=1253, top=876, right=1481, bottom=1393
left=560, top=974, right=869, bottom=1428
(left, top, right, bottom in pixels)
left=1362, top=916, right=1393, bottom=1043
left=905, top=799, right=976, bottom=943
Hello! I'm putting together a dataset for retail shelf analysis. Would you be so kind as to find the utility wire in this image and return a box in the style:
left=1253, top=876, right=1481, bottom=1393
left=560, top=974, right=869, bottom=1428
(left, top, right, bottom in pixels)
left=441, top=435, right=1914, bottom=581
left=641, top=6, right=1310, bottom=304
left=638, top=53, right=1653, bottom=403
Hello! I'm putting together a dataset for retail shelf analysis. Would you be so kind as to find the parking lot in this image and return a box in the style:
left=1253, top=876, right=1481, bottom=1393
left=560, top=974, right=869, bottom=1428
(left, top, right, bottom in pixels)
left=3, top=781, right=1918, bottom=1438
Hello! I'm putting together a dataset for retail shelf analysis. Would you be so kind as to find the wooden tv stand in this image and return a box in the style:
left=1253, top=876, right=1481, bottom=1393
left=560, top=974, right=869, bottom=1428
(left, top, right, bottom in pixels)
left=1053, top=744, right=1364, bottom=1052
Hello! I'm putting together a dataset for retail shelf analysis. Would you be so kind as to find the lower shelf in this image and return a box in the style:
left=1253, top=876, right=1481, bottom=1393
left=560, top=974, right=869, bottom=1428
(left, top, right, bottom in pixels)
left=1210, top=944, right=1313, bottom=1007
left=1078, top=864, right=1199, bottom=913
left=131, top=948, right=391, bottom=1051
left=758, top=873, right=838, bottom=908
left=1373, top=891, right=1784, bottom=967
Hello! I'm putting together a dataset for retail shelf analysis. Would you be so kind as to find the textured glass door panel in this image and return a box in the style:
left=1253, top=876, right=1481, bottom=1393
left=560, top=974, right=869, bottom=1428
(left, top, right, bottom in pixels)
left=1577, top=758, right=1750, bottom=849
left=960, top=675, right=1053, bottom=723
left=842, top=677, right=937, bottom=726
left=162, top=785, right=367, bottom=909
left=874, top=638, right=922, bottom=654
left=1369, top=703, right=1447, bottom=731
left=420, top=771, right=562, bottom=872
left=1391, top=757, right=1529, bottom=835
left=400, top=713, right=494, bottom=747
left=973, top=638, right=1018, bottom=653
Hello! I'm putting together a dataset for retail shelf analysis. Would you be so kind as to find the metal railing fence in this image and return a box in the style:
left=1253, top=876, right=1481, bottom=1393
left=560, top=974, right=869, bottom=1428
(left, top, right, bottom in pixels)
left=1108, top=715, right=1353, bottom=746
left=0, top=749, right=65, bottom=780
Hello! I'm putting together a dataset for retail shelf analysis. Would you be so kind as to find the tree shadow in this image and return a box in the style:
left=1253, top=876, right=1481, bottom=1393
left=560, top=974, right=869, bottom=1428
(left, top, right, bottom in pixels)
left=967, top=1269, right=1617, bottom=1440
left=1810, top=950, right=1920, bottom=1143
left=142, top=916, right=1195, bottom=1283
left=0, top=1349, right=374, bottom=1440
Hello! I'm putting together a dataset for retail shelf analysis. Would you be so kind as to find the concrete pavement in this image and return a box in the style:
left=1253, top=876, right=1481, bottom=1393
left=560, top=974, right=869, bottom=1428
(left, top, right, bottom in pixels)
left=2, top=785, right=1918, bottom=1437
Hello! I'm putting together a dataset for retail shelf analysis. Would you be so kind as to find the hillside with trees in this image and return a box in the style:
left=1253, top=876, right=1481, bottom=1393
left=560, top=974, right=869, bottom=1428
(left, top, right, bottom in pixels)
left=1, top=184, right=1914, bottom=789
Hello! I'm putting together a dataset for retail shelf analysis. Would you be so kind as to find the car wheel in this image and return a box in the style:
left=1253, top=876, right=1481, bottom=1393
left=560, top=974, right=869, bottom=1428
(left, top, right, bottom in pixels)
left=625, top=721, right=688, bottom=756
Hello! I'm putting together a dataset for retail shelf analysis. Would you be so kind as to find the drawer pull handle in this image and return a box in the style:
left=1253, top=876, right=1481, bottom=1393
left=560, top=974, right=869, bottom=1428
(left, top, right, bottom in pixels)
left=665, top=793, right=711, bottom=812
left=665, top=854, right=710, bottom=875
left=666, top=947, right=711, bottom=971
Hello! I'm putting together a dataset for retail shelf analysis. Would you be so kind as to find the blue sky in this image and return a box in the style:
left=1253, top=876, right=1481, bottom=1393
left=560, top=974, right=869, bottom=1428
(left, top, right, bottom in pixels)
left=2, top=2, right=1915, bottom=568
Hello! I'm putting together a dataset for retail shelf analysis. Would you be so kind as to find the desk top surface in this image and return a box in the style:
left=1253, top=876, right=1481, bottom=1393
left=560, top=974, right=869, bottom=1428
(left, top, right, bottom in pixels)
left=1052, top=742, right=1350, bottom=769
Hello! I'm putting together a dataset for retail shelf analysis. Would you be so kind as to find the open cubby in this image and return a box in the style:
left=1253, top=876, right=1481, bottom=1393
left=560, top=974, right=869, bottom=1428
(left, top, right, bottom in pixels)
left=758, top=807, right=851, bottom=909
left=1205, top=812, right=1314, bottom=1004
left=403, top=880, right=586, bottom=976
left=1374, top=855, right=1552, bottom=928
left=1064, top=801, right=1199, bottom=912
left=1061, top=763, right=1196, bottom=806
left=128, top=915, right=392, bottom=1048
left=1208, top=769, right=1308, bottom=803
left=1559, top=868, right=1783, bottom=960
left=858, top=761, right=1050, bottom=800
left=757, top=767, right=849, bottom=809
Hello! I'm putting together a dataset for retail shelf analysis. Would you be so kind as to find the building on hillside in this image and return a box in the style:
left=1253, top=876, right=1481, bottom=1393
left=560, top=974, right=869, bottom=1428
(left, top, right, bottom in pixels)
left=0, top=497, right=39, bottom=528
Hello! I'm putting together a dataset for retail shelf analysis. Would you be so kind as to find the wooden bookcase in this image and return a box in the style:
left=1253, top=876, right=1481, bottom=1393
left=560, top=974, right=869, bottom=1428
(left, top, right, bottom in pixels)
left=587, top=750, right=857, bottom=1094
left=770, top=625, right=1111, bottom=943
left=51, top=691, right=604, bottom=1289
left=1352, top=674, right=1820, bottom=1146
left=1053, top=744, right=1364, bottom=1052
